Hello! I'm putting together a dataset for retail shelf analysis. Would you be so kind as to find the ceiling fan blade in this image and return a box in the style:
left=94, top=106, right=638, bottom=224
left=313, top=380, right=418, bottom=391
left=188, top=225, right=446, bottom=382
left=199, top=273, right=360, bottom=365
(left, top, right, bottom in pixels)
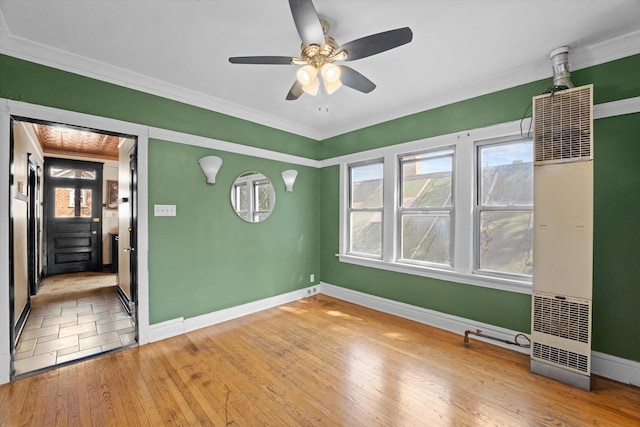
left=337, top=27, right=413, bottom=61
left=338, top=66, right=376, bottom=93
left=289, top=0, right=325, bottom=47
left=286, top=80, right=304, bottom=100
left=229, top=56, right=294, bottom=65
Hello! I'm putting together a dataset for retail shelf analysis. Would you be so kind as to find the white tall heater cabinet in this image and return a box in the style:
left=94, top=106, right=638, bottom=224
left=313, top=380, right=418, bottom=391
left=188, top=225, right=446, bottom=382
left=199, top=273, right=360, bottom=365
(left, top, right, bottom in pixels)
left=530, top=84, right=594, bottom=390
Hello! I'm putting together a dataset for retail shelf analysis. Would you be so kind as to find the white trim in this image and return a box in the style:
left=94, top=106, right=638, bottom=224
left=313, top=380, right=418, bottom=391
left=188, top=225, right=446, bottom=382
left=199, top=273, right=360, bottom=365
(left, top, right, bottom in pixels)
left=320, top=30, right=640, bottom=140
left=149, top=128, right=320, bottom=168
left=321, top=281, right=640, bottom=386
left=592, top=351, right=640, bottom=387
left=148, top=286, right=320, bottom=342
left=594, top=97, right=640, bottom=120
left=337, top=254, right=532, bottom=295
left=0, top=99, right=11, bottom=383
left=1, top=5, right=637, bottom=141
left=320, top=96, right=640, bottom=168
left=320, top=282, right=530, bottom=354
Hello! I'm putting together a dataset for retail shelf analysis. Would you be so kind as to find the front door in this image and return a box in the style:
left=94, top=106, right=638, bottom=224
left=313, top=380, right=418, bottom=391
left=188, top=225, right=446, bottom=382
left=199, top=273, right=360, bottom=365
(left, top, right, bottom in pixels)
left=44, top=157, right=103, bottom=276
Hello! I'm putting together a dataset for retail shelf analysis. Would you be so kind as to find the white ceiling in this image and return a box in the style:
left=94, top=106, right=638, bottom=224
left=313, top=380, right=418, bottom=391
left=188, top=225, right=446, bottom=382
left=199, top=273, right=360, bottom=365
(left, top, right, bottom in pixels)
left=0, top=1, right=639, bottom=140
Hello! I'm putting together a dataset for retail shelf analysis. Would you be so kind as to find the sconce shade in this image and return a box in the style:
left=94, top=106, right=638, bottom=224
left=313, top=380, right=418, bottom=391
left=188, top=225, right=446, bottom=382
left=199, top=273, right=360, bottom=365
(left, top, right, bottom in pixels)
left=281, top=169, right=298, bottom=192
left=199, top=156, right=223, bottom=184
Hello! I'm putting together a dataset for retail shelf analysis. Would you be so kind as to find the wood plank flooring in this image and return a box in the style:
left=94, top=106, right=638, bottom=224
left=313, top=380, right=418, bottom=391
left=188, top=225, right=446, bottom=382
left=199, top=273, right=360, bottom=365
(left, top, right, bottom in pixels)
left=1, top=295, right=639, bottom=426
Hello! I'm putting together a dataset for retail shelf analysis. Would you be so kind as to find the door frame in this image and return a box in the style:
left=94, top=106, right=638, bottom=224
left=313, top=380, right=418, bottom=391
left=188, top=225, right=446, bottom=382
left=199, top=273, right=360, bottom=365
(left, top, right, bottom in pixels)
left=0, top=99, right=150, bottom=384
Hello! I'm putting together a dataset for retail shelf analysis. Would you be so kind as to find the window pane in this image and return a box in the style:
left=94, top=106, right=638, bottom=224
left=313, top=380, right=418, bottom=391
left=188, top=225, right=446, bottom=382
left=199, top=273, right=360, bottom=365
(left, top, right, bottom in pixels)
left=402, top=156, right=452, bottom=208
left=255, top=181, right=272, bottom=211
left=479, top=141, right=533, bottom=206
left=479, top=211, right=533, bottom=275
left=350, top=211, right=382, bottom=256
left=401, top=214, right=450, bottom=265
left=351, top=163, right=383, bottom=208
left=55, top=187, right=92, bottom=217
left=50, top=167, right=96, bottom=180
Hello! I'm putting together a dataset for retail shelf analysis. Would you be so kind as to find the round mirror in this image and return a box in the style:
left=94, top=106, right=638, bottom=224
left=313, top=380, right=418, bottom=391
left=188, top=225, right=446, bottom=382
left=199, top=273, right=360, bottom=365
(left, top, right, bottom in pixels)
left=230, top=171, right=276, bottom=223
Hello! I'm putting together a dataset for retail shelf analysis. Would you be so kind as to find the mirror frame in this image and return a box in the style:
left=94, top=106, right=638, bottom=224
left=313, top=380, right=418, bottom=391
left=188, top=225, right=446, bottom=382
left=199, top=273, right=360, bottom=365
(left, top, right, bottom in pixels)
left=230, top=171, right=276, bottom=223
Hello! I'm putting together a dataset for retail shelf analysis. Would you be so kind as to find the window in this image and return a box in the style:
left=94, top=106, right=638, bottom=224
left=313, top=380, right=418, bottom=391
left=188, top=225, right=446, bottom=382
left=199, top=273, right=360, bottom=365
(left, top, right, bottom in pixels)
left=348, top=161, right=383, bottom=257
left=399, top=148, right=454, bottom=266
left=476, top=140, right=533, bottom=277
left=338, top=123, right=533, bottom=294
left=233, top=182, right=248, bottom=221
left=253, top=179, right=273, bottom=222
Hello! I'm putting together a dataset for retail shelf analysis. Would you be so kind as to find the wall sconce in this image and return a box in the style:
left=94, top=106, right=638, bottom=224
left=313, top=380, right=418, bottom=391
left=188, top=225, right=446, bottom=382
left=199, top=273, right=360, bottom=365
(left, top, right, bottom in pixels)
left=281, top=169, right=298, bottom=192
left=198, top=156, right=223, bottom=184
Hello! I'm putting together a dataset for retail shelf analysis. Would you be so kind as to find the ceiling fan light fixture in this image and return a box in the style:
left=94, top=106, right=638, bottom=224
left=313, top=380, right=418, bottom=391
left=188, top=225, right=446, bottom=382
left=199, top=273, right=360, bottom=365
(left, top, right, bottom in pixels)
left=302, top=78, right=320, bottom=95
left=297, top=65, right=318, bottom=86
left=321, top=63, right=342, bottom=94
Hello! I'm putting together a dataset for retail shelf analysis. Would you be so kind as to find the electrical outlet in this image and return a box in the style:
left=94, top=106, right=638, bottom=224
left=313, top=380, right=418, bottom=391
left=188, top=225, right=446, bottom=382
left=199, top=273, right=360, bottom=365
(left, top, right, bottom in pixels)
left=310, top=274, right=315, bottom=282
left=154, top=204, right=176, bottom=216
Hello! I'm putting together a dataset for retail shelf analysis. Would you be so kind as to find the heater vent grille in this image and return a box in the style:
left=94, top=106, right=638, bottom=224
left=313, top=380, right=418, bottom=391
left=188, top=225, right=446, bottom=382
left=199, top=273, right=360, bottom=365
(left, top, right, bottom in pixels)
left=533, top=85, right=593, bottom=164
left=532, top=342, right=589, bottom=373
left=533, top=294, right=590, bottom=343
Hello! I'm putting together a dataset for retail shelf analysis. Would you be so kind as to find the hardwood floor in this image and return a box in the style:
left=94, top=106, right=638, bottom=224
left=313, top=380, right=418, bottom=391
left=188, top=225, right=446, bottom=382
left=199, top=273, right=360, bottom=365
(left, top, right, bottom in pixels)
left=1, top=295, right=639, bottom=426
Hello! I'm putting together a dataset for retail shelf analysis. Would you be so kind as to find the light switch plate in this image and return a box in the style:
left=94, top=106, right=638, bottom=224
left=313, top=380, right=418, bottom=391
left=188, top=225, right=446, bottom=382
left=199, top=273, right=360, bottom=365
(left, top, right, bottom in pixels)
left=154, top=204, right=176, bottom=216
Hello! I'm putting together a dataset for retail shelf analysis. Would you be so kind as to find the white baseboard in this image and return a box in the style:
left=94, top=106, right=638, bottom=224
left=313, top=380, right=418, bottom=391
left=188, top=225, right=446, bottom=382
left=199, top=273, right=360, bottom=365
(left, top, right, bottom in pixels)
left=148, top=286, right=320, bottom=342
left=320, top=282, right=640, bottom=387
left=592, top=351, right=640, bottom=387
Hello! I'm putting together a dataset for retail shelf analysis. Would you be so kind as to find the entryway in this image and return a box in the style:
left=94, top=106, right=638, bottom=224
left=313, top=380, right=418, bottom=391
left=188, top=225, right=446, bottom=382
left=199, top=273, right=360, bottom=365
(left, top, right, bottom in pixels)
left=9, top=116, right=139, bottom=378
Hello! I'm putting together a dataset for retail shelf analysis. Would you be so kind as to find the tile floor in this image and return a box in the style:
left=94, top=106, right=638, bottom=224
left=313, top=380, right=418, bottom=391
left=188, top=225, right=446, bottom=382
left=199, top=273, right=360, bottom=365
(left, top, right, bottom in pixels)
left=13, top=272, right=136, bottom=376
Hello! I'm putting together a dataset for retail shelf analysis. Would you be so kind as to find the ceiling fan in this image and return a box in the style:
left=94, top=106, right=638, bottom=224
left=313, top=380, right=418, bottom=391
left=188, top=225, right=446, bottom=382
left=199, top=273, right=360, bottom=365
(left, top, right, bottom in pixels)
left=228, top=0, right=413, bottom=100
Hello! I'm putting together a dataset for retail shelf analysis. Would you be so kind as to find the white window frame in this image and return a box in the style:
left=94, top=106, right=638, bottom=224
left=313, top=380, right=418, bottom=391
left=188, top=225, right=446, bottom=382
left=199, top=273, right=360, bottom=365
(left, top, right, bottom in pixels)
left=474, top=136, right=533, bottom=280
left=346, top=159, right=385, bottom=259
left=336, top=119, right=533, bottom=295
left=397, top=147, right=455, bottom=269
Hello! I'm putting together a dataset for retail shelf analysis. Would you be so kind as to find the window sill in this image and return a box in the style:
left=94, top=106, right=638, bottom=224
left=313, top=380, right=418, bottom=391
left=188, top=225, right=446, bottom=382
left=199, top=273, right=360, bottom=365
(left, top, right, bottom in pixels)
left=337, top=254, right=532, bottom=295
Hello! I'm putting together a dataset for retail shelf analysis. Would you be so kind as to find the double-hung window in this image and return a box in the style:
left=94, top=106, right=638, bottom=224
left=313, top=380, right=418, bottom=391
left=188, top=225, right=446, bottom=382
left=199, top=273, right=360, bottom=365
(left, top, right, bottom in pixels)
left=398, top=148, right=454, bottom=267
left=476, top=139, right=533, bottom=277
left=347, top=161, right=384, bottom=257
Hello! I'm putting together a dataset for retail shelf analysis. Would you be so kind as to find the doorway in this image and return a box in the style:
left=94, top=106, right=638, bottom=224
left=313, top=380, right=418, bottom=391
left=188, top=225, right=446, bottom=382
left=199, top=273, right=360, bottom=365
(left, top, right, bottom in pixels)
left=9, top=117, right=139, bottom=378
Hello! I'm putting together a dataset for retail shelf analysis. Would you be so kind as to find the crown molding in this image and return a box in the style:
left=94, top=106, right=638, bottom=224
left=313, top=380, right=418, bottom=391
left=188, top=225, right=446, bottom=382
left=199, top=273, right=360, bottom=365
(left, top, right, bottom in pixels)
left=0, top=17, right=322, bottom=141
left=319, top=30, right=640, bottom=140
left=0, top=8, right=638, bottom=142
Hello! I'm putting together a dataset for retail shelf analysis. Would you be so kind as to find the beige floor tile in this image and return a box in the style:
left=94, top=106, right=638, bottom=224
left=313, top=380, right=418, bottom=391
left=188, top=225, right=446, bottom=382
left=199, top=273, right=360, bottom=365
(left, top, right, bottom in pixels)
left=57, top=345, right=80, bottom=357
left=42, top=313, right=78, bottom=327
left=97, top=319, right=133, bottom=335
left=77, top=311, right=112, bottom=325
left=57, top=347, right=103, bottom=364
left=59, top=322, right=97, bottom=338
left=101, top=342, right=122, bottom=352
left=33, top=335, right=79, bottom=356
left=13, top=351, right=56, bottom=375
left=15, top=338, right=36, bottom=354
left=61, top=304, right=94, bottom=316
left=93, top=303, right=122, bottom=314
left=119, top=332, right=136, bottom=346
left=79, top=331, right=119, bottom=351
left=79, top=330, right=98, bottom=339
left=19, top=324, right=60, bottom=341
left=23, top=315, right=44, bottom=330
left=14, top=350, right=35, bottom=361
left=35, top=334, right=59, bottom=344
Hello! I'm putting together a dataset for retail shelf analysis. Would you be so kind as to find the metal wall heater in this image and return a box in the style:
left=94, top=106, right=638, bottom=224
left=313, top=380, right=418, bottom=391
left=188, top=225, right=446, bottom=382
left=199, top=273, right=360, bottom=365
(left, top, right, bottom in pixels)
left=531, top=84, right=594, bottom=390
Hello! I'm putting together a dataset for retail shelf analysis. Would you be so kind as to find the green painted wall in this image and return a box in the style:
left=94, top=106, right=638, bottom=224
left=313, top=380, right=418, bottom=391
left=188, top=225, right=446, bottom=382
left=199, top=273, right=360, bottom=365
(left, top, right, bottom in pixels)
left=320, top=54, right=640, bottom=159
left=2, top=51, right=639, bottom=362
left=319, top=54, right=640, bottom=362
left=148, top=140, right=320, bottom=323
left=0, top=54, right=320, bottom=160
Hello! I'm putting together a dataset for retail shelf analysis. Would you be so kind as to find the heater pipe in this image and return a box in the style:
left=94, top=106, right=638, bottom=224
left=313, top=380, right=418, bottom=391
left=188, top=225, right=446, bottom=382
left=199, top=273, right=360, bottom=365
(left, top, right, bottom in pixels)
left=463, top=329, right=531, bottom=348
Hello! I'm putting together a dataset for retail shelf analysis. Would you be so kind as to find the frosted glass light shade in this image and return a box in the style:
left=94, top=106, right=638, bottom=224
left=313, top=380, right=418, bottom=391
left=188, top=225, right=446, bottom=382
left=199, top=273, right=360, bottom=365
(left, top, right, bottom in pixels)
left=297, top=65, right=319, bottom=96
left=199, top=155, right=223, bottom=184
left=281, top=169, right=298, bottom=192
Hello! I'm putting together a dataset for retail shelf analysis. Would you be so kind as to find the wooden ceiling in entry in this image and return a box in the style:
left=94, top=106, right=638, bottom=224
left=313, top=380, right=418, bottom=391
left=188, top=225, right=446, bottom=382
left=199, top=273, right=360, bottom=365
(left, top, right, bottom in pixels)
left=33, top=123, right=120, bottom=160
